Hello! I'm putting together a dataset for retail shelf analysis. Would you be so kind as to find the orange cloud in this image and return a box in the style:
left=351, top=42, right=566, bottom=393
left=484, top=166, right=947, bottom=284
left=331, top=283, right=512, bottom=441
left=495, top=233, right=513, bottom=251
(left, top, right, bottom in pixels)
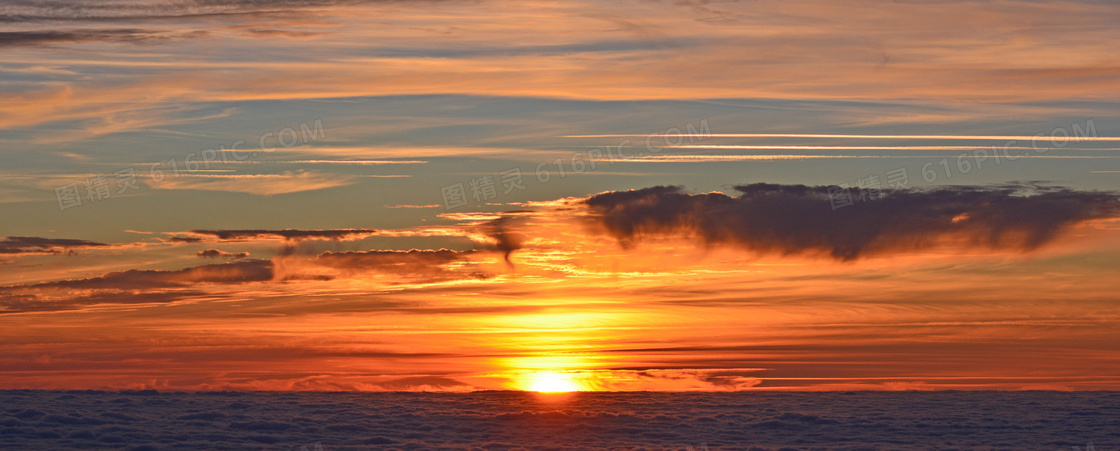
left=2, top=185, right=1120, bottom=391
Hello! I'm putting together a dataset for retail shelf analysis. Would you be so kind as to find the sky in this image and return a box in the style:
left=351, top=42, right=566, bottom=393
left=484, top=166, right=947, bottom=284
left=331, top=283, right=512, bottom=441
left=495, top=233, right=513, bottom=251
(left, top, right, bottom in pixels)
left=2, top=0, right=1120, bottom=392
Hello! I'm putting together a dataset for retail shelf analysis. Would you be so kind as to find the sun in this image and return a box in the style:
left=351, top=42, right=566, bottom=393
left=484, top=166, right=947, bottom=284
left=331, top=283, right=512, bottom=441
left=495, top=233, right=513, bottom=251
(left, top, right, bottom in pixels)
left=526, top=371, right=581, bottom=393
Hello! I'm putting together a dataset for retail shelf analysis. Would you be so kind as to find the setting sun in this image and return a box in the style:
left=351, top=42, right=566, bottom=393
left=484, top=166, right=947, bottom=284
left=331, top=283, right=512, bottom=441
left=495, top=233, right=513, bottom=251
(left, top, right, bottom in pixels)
left=526, top=372, right=581, bottom=393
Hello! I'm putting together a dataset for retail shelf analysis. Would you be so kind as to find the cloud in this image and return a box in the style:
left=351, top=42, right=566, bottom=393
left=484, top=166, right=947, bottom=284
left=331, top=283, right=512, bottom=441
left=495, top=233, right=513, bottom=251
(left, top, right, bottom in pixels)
left=385, top=204, right=440, bottom=209
left=196, top=248, right=250, bottom=259
left=22, top=260, right=273, bottom=290
left=2, top=0, right=1120, bottom=143
left=166, top=236, right=203, bottom=243
left=314, top=249, right=488, bottom=282
left=243, top=28, right=327, bottom=40
left=151, top=171, right=354, bottom=196
left=0, top=259, right=277, bottom=313
left=275, top=160, right=427, bottom=165
left=583, top=183, right=1120, bottom=260
left=188, top=228, right=378, bottom=242
left=0, top=236, right=108, bottom=255
left=0, top=0, right=381, bottom=23
left=479, top=217, right=524, bottom=265
left=0, top=290, right=209, bottom=314
left=0, top=29, right=209, bottom=47
left=372, top=376, right=474, bottom=392
left=315, top=248, right=467, bottom=267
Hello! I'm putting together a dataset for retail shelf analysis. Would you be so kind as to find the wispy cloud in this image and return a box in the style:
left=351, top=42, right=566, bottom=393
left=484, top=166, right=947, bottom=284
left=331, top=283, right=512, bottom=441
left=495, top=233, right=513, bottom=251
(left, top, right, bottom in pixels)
left=314, top=248, right=489, bottom=282
left=5, top=0, right=1120, bottom=138
left=0, top=29, right=210, bottom=47
left=186, top=228, right=379, bottom=242
left=384, top=203, right=440, bottom=209
left=21, top=259, right=274, bottom=290
left=613, top=154, right=1120, bottom=162
left=151, top=171, right=354, bottom=195
left=567, top=133, right=1120, bottom=141
left=278, top=159, right=427, bottom=165
left=0, top=236, right=108, bottom=255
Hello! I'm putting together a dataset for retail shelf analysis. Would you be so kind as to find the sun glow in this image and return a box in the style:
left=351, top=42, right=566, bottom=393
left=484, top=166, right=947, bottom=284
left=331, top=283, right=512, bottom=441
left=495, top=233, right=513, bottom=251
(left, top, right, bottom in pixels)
left=526, top=371, right=581, bottom=393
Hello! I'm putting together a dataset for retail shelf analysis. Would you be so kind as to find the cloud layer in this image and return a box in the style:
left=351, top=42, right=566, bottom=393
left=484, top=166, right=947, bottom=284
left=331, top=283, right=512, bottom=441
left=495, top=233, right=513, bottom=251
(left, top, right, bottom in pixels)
left=187, top=228, right=378, bottom=241
left=25, top=260, right=274, bottom=290
left=0, top=236, right=108, bottom=255
left=314, top=248, right=487, bottom=282
left=584, top=184, right=1120, bottom=260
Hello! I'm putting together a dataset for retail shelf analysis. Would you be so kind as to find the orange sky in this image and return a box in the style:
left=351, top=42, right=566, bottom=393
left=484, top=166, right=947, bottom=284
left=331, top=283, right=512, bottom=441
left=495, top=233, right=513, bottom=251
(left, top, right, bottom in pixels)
left=2, top=0, right=1120, bottom=392
left=3, top=191, right=1120, bottom=391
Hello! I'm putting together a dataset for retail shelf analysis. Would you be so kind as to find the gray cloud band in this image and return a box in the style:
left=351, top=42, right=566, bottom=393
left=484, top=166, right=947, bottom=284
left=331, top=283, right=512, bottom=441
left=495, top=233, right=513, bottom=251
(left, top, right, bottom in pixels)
left=583, top=183, right=1120, bottom=261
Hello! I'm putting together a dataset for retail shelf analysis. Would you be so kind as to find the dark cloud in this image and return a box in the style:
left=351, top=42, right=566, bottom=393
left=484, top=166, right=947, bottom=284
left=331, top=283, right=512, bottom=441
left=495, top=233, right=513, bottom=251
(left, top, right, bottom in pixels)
left=0, top=290, right=209, bottom=315
left=197, top=248, right=250, bottom=259
left=584, top=183, right=1120, bottom=260
left=0, top=0, right=408, bottom=46
left=480, top=217, right=523, bottom=265
left=0, top=236, right=108, bottom=255
left=22, top=260, right=273, bottom=290
left=0, top=260, right=274, bottom=314
left=0, top=0, right=434, bottom=24
left=167, top=236, right=203, bottom=243
left=0, top=29, right=208, bottom=47
left=0, top=256, right=283, bottom=314
left=189, top=228, right=378, bottom=241
left=0, top=249, right=273, bottom=313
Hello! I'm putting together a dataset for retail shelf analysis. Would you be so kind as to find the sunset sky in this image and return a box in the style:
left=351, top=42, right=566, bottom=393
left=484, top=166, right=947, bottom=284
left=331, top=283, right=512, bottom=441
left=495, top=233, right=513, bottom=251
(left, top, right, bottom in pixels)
left=2, top=0, right=1120, bottom=392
